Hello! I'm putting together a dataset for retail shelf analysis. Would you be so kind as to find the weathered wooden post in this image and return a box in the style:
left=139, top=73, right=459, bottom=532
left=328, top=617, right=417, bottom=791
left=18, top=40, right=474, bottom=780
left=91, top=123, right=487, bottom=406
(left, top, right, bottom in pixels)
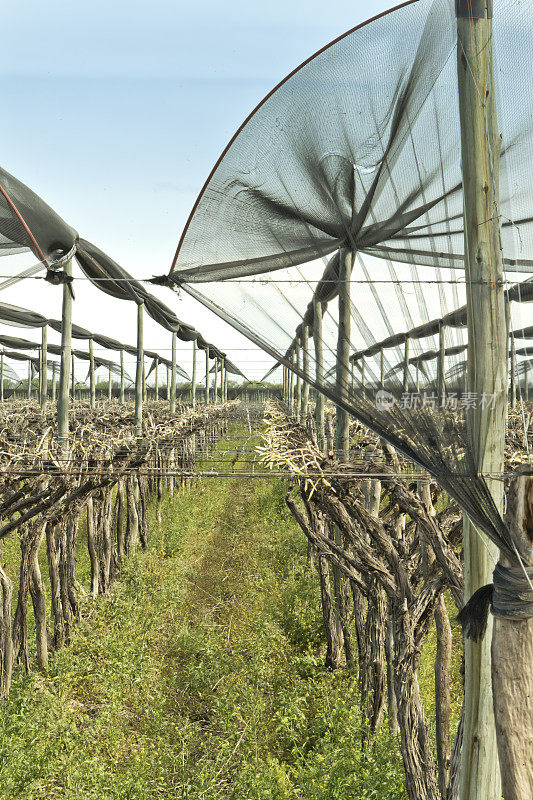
left=27, top=360, right=31, bottom=400
left=154, top=356, right=159, bottom=401
left=170, top=332, right=177, bottom=413
left=0, top=353, right=4, bottom=403
left=205, top=346, right=210, bottom=405
left=134, top=302, right=144, bottom=437
left=57, top=259, right=73, bottom=456
left=509, top=333, right=516, bottom=410
left=40, top=325, right=48, bottom=409
left=295, top=335, right=302, bottom=423
left=214, top=356, right=219, bottom=404
left=89, top=338, right=95, bottom=409
left=335, top=248, right=352, bottom=461
left=71, top=353, right=75, bottom=400
left=380, top=349, right=384, bottom=388
left=120, top=349, right=125, bottom=404
left=191, top=340, right=197, bottom=408
left=107, top=365, right=112, bottom=401
left=313, top=297, right=325, bottom=449
left=166, top=365, right=170, bottom=401
left=51, top=362, right=56, bottom=403
left=288, top=348, right=294, bottom=413
left=301, top=325, right=309, bottom=423
left=457, top=1, right=507, bottom=796
left=361, top=354, right=366, bottom=393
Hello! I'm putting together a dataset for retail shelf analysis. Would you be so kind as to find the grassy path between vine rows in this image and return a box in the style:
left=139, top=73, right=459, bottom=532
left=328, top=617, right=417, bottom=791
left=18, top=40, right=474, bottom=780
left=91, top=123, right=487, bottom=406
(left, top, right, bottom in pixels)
left=0, top=426, right=417, bottom=799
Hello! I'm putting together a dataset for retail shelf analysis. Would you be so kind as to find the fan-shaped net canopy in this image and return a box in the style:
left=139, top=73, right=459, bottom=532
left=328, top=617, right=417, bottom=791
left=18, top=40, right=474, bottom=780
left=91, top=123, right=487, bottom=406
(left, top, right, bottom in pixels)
left=167, top=0, right=533, bottom=564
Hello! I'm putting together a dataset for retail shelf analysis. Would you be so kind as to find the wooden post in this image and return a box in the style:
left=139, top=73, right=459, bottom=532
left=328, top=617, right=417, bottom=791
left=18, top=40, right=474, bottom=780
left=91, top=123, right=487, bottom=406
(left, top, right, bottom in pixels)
left=108, top=366, right=112, bottom=401
left=301, top=325, right=309, bottom=423
left=40, top=325, right=47, bottom=409
left=313, top=297, right=325, bottom=449
left=335, top=248, right=352, bottom=462
left=491, top=471, right=533, bottom=800
left=71, top=353, right=75, bottom=400
left=170, top=332, right=177, bottom=413
left=154, top=357, right=159, bottom=401
left=438, top=322, right=446, bottom=403
left=510, top=333, right=516, bottom=410
left=142, top=358, right=146, bottom=402
left=295, top=336, right=302, bottom=423
left=134, top=302, right=144, bottom=437
left=380, top=349, right=384, bottom=388
left=457, top=2, right=507, bottom=797
left=288, top=349, right=294, bottom=413
left=402, top=336, right=410, bottom=394
left=205, top=346, right=210, bottom=405
left=26, top=360, right=31, bottom=400
left=166, top=365, right=170, bottom=401
left=191, top=340, right=197, bottom=408
left=120, top=349, right=125, bottom=404
left=361, top=355, right=366, bottom=392
left=89, top=338, right=95, bottom=409
left=214, top=356, right=219, bottom=404
left=57, top=259, right=73, bottom=456
left=51, top=362, right=56, bottom=403
left=0, top=353, right=3, bottom=403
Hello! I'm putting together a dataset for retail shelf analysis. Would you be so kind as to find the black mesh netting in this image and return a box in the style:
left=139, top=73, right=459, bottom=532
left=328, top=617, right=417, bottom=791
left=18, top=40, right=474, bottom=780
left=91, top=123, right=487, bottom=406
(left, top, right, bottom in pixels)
left=167, top=0, right=533, bottom=582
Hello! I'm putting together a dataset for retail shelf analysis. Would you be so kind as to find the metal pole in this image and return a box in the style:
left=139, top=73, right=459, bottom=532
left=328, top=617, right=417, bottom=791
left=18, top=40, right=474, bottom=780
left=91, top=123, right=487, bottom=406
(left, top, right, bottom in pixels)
left=214, top=356, right=219, bottom=404
left=166, top=365, right=170, bottom=401
left=71, top=354, right=75, bottom=400
left=120, top=349, right=125, bottom=403
left=89, top=338, right=95, bottom=409
left=135, top=302, right=144, bottom=437
left=40, top=325, right=47, bottom=409
left=51, top=362, right=56, bottom=403
left=313, top=297, right=325, bottom=449
left=155, top=357, right=159, bottom=401
left=108, top=366, right=112, bottom=401
left=57, top=258, right=73, bottom=456
left=335, top=248, right=352, bottom=462
left=457, top=3, right=506, bottom=797
left=170, top=332, right=177, bottom=413
left=27, top=360, right=31, bottom=400
left=191, top=339, right=197, bottom=408
left=380, top=349, right=384, bottom=388
left=0, top=353, right=3, bottom=403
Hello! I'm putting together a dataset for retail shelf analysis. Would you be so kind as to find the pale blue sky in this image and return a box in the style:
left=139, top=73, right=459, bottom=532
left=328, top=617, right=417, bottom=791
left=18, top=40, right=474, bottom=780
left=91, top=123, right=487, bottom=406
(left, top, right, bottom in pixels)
left=0, top=0, right=391, bottom=379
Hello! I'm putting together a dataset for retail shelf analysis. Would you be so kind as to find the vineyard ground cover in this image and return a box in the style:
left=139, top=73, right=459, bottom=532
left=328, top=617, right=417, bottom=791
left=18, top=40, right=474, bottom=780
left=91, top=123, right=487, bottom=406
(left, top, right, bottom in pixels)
left=0, top=419, right=462, bottom=800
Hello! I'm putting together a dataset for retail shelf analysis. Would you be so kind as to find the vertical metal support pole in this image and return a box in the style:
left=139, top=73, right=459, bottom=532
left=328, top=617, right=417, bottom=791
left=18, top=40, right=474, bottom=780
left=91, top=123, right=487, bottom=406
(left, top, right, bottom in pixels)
left=89, top=338, right=95, bottom=409
left=120, top=349, right=125, bottom=403
left=170, top=332, right=177, bottom=413
left=313, top=297, right=325, bottom=449
left=335, top=248, right=352, bottom=462
left=402, top=336, right=410, bottom=394
left=301, top=325, right=309, bottom=422
left=57, top=259, right=73, bottom=456
left=108, top=366, right=112, bottom=401
left=191, top=339, right=197, bottom=408
left=457, top=3, right=506, bottom=798
left=135, top=302, right=144, bottom=437
left=205, top=347, right=210, bottom=405
left=438, top=322, right=446, bottom=403
left=40, top=325, right=48, bottom=409
left=155, top=357, right=159, bottom=401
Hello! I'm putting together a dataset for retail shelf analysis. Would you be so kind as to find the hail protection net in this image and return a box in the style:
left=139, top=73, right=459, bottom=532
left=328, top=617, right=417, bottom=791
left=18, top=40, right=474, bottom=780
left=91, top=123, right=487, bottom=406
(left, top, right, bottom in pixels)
left=168, top=0, right=533, bottom=562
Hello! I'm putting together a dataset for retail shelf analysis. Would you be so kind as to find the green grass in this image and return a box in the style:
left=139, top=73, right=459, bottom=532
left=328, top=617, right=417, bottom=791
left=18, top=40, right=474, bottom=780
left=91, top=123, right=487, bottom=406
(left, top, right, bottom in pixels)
left=0, top=427, right=457, bottom=799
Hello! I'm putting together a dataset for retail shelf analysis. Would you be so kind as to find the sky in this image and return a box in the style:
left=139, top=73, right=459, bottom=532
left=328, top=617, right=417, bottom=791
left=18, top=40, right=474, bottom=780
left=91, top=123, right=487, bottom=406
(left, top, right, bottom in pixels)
left=0, top=0, right=394, bottom=384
